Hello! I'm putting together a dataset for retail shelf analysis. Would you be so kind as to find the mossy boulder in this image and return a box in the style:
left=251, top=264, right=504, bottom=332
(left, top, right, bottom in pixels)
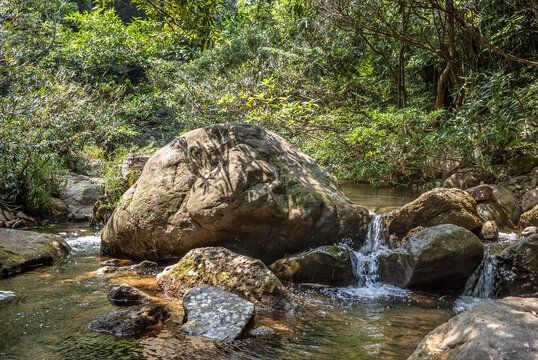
left=269, top=246, right=355, bottom=286
left=0, top=228, right=71, bottom=278
left=404, top=224, right=484, bottom=290
left=520, top=205, right=538, bottom=228
left=496, top=234, right=538, bottom=297
left=384, top=188, right=482, bottom=243
left=156, top=247, right=296, bottom=311
left=101, top=123, right=369, bottom=263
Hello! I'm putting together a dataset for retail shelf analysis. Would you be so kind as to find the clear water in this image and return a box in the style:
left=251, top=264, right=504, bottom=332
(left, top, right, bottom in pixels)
left=340, top=183, right=418, bottom=213
left=0, top=181, right=455, bottom=360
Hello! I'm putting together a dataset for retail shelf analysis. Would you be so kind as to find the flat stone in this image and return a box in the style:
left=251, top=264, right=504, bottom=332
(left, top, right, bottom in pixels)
left=107, top=284, right=154, bottom=306
left=88, top=304, right=169, bottom=337
left=181, top=286, right=254, bottom=340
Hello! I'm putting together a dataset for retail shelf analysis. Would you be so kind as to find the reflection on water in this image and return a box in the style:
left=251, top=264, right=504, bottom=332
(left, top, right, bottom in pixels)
left=340, top=183, right=419, bottom=213
left=0, top=220, right=454, bottom=359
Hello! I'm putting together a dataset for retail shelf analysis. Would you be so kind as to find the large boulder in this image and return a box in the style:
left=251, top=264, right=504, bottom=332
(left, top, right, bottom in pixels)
left=408, top=297, right=538, bottom=360
left=269, top=246, right=355, bottom=286
left=59, top=173, right=104, bottom=221
left=88, top=304, right=169, bottom=337
left=375, top=250, right=414, bottom=288
left=181, top=286, right=255, bottom=340
left=101, top=124, right=369, bottom=263
left=384, top=188, right=482, bottom=242
left=0, top=229, right=71, bottom=278
left=404, top=224, right=484, bottom=290
left=443, top=169, right=482, bottom=189
left=496, top=234, right=538, bottom=297
left=520, top=205, right=538, bottom=228
left=156, top=247, right=295, bottom=311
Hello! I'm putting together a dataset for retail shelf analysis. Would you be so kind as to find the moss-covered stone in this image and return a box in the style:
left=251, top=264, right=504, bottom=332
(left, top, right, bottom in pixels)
left=269, top=246, right=356, bottom=286
left=102, top=124, right=369, bottom=263
left=157, top=247, right=297, bottom=312
left=0, top=228, right=71, bottom=278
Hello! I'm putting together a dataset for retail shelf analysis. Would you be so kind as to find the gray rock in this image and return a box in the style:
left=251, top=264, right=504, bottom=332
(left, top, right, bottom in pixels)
left=59, top=173, right=104, bottom=221
left=249, top=326, right=275, bottom=336
left=443, top=169, right=481, bottom=189
left=157, top=247, right=296, bottom=312
left=404, top=224, right=484, bottom=290
left=521, top=188, right=538, bottom=212
left=107, top=284, right=154, bottom=306
left=408, top=297, right=538, bottom=360
left=181, top=286, right=254, bottom=340
left=0, top=228, right=71, bottom=278
left=269, top=246, right=355, bottom=286
left=88, top=304, right=169, bottom=337
left=375, top=250, right=414, bottom=288
left=384, top=188, right=482, bottom=243
left=97, top=260, right=159, bottom=277
left=102, top=123, right=369, bottom=263
left=496, top=234, right=538, bottom=297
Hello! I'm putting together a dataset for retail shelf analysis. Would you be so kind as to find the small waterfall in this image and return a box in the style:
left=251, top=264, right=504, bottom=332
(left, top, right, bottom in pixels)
left=463, top=253, right=498, bottom=298
left=352, top=212, right=388, bottom=287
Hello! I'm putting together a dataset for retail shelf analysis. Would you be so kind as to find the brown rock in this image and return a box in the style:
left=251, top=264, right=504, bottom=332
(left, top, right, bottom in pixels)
left=520, top=205, right=538, bottom=228
left=464, top=184, right=493, bottom=202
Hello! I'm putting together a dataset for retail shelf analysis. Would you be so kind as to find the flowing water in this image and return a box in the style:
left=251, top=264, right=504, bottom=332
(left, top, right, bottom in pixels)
left=0, top=186, right=462, bottom=360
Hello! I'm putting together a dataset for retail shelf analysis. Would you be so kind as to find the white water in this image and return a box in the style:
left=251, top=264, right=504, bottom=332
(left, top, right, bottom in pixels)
left=66, top=235, right=101, bottom=253
left=456, top=231, right=519, bottom=312
left=344, top=212, right=409, bottom=299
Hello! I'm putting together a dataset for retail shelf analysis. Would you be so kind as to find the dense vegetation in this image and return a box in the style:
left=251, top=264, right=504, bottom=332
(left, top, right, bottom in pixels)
left=1, top=0, right=537, bottom=214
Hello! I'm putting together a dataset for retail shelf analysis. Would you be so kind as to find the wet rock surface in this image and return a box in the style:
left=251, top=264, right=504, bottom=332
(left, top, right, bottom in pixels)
left=496, top=233, right=538, bottom=297
left=375, top=250, right=414, bottom=288
left=97, top=260, right=160, bottom=277
left=269, top=246, right=355, bottom=286
left=108, top=284, right=154, bottom=306
left=464, top=184, right=493, bottom=202
left=102, top=123, right=369, bottom=263
left=88, top=304, right=169, bottom=337
left=404, top=224, right=484, bottom=290
left=408, top=297, right=538, bottom=360
left=181, top=285, right=255, bottom=340
left=0, top=228, right=71, bottom=278
left=157, top=247, right=296, bottom=311
left=385, top=188, right=482, bottom=242
left=479, top=220, right=499, bottom=241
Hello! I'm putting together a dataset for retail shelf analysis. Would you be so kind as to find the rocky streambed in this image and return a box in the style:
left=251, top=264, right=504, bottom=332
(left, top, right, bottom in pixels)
left=1, top=124, right=537, bottom=359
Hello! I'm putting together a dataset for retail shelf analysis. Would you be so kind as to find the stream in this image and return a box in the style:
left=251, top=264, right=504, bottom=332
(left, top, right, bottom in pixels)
left=0, top=185, right=493, bottom=359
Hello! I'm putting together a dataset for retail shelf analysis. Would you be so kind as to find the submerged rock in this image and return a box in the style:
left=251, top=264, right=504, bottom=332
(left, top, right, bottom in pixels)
left=97, top=260, right=159, bottom=277
left=88, top=304, right=169, bottom=337
left=520, top=204, right=538, bottom=228
left=157, top=247, right=295, bottom=311
left=102, top=123, right=369, bottom=263
left=181, top=286, right=254, bottom=340
left=408, top=297, right=538, bottom=360
left=269, top=246, right=355, bottom=286
left=404, top=224, right=484, bottom=290
left=249, top=326, right=275, bottom=336
left=108, top=284, right=154, bottom=306
left=496, top=233, right=538, bottom=297
left=0, top=228, right=71, bottom=278
left=384, top=188, right=482, bottom=242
